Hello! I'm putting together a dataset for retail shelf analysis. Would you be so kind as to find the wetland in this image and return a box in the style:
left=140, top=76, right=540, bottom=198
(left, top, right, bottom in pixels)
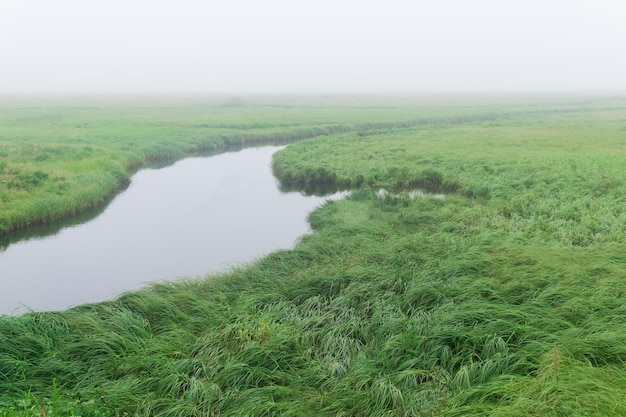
left=0, top=96, right=625, bottom=416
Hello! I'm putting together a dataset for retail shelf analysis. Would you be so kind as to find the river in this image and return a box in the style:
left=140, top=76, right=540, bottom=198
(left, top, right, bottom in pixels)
left=0, top=146, right=340, bottom=315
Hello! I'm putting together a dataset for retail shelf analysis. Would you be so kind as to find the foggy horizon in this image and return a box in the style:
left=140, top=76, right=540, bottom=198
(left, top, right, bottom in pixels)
left=2, top=0, right=625, bottom=96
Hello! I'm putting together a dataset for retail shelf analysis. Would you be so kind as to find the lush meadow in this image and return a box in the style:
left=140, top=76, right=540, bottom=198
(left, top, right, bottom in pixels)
left=1, top=96, right=625, bottom=416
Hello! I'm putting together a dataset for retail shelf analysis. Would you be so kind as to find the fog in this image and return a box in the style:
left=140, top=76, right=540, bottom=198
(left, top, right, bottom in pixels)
left=1, top=0, right=625, bottom=95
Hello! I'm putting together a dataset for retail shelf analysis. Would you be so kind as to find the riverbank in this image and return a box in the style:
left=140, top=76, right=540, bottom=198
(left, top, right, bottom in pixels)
left=0, top=96, right=428, bottom=236
left=1, top=96, right=625, bottom=416
left=0, top=146, right=341, bottom=314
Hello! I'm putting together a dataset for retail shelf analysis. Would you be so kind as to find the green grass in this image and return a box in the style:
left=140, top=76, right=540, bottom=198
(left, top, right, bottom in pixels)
left=0, top=95, right=449, bottom=235
left=1, top=95, right=625, bottom=415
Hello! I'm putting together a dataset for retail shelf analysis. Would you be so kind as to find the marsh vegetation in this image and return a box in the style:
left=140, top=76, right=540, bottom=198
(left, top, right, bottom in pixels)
left=0, top=96, right=625, bottom=416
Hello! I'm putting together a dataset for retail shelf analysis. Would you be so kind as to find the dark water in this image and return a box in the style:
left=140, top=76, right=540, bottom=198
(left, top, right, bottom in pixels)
left=0, top=146, right=340, bottom=315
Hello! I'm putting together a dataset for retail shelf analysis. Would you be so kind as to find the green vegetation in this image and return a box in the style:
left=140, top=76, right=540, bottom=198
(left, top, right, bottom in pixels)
left=1, top=95, right=625, bottom=415
left=0, top=95, right=439, bottom=235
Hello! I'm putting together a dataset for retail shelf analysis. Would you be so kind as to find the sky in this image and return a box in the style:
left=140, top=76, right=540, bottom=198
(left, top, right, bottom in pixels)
left=1, top=0, right=625, bottom=95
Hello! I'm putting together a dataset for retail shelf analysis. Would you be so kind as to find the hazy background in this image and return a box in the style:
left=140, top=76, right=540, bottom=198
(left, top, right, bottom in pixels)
left=1, top=0, right=625, bottom=95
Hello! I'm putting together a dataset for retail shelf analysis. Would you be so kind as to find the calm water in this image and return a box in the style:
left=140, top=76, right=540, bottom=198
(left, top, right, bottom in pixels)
left=0, top=146, right=340, bottom=315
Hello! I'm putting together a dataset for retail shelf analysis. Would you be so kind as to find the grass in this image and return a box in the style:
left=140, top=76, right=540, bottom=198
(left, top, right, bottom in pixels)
left=1, top=95, right=625, bottom=415
left=0, top=95, right=447, bottom=235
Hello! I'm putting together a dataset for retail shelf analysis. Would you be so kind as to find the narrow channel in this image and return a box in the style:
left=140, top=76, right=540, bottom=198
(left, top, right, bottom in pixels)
left=0, top=146, right=340, bottom=315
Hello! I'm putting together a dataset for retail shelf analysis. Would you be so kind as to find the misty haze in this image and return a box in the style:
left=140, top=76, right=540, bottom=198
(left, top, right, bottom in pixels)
left=1, top=0, right=625, bottom=95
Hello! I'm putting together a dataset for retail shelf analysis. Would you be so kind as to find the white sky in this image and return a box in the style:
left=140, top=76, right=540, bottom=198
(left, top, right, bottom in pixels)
left=1, top=0, right=625, bottom=95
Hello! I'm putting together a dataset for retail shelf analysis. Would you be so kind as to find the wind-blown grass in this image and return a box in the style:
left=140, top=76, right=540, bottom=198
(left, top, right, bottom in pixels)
left=1, top=95, right=625, bottom=415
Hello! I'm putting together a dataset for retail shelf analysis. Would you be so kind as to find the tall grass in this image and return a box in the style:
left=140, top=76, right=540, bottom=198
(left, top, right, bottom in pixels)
left=1, top=96, right=625, bottom=415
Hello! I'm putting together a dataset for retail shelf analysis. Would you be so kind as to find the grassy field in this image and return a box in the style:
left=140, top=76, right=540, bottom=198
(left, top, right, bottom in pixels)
left=0, top=95, right=444, bottom=235
left=1, top=95, right=625, bottom=416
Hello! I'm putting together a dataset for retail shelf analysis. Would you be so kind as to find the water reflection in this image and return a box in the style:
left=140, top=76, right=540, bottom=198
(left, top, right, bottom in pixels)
left=0, top=146, right=341, bottom=315
left=276, top=181, right=342, bottom=197
left=0, top=197, right=113, bottom=253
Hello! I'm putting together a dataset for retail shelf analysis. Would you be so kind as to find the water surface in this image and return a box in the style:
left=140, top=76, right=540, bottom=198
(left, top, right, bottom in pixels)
left=0, top=146, right=338, bottom=315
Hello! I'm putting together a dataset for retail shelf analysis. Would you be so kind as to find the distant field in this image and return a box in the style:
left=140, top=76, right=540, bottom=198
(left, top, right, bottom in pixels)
left=1, top=96, right=625, bottom=416
left=0, top=95, right=604, bottom=234
left=0, top=95, right=442, bottom=235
